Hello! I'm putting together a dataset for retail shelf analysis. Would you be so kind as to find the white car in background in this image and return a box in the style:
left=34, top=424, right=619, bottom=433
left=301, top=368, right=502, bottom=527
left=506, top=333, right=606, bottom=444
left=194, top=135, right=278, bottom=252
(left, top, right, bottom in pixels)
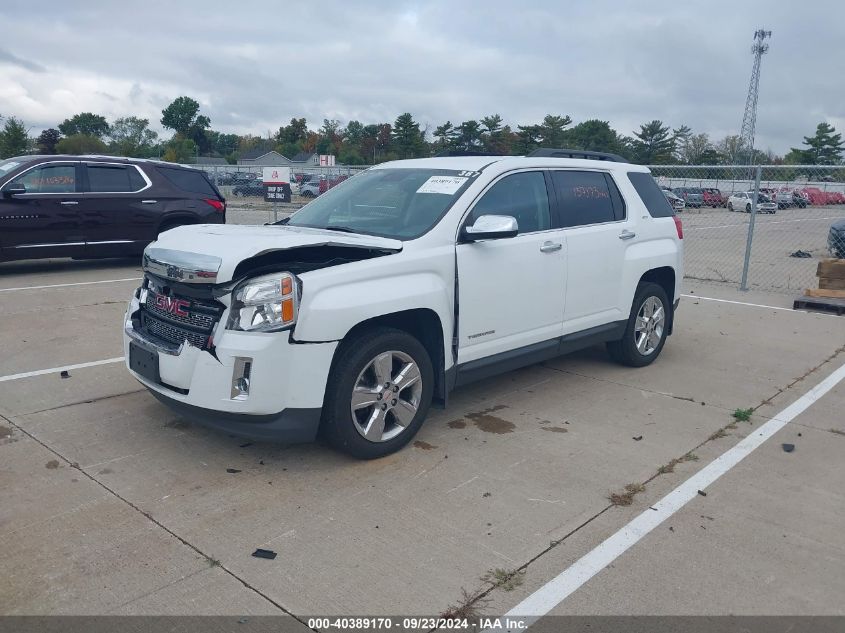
left=727, top=191, right=777, bottom=214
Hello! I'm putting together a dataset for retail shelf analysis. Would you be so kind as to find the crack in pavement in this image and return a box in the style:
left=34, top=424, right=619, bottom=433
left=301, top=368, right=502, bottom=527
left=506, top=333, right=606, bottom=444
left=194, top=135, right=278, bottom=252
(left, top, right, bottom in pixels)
left=443, top=345, right=845, bottom=617
left=12, top=388, right=147, bottom=417
left=0, top=411, right=315, bottom=628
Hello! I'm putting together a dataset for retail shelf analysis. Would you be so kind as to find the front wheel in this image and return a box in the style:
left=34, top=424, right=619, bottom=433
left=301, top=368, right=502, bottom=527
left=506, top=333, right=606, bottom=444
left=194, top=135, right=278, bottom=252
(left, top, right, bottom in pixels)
left=746, top=203, right=752, bottom=213
left=607, top=282, right=670, bottom=367
left=321, top=327, right=434, bottom=459
left=728, top=202, right=734, bottom=212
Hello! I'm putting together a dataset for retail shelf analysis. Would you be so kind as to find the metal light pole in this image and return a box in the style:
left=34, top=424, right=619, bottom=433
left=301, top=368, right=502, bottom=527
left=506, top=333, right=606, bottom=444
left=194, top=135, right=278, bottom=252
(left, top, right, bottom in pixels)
left=737, top=29, right=771, bottom=165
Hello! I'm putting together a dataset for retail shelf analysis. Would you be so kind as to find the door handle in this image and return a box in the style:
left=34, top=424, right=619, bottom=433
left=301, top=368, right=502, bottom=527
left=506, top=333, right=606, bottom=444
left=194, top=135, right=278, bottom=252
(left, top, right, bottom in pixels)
left=60, top=201, right=79, bottom=206
left=618, top=229, right=636, bottom=240
left=141, top=200, right=158, bottom=204
left=540, top=241, right=562, bottom=253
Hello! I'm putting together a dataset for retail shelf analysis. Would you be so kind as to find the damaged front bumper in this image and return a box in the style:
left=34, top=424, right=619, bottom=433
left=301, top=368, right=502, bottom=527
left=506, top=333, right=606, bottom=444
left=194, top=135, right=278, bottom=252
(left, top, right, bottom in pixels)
left=123, top=294, right=337, bottom=442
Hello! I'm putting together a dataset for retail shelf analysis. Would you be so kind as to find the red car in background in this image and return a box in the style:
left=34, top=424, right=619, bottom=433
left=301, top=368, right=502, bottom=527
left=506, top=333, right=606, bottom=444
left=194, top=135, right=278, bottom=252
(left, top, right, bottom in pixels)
left=702, top=188, right=726, bottom=207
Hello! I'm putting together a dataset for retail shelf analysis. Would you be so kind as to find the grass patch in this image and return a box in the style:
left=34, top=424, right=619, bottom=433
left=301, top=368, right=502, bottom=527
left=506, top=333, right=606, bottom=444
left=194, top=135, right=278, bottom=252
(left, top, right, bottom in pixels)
left=657, top=450, right=701, bottom=476
left=441, top=588, right=488, bottom=620
left=709, top=428, right=728, bottom=441
left=207, top=557, right=221, bottom=567
left=732, top=408, right=754, bottom=423
left=683, top=452, right=699, bottom=461
left=481, top=568, right=525, bottom=592
left=609, top=482, right=646, bottom=506
left=829, top=428, right=845, bottom=437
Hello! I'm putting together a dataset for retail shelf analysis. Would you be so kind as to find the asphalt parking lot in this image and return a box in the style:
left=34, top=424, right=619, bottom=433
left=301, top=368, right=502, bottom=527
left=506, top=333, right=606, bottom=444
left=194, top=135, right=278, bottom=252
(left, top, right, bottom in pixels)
left=680, top=204, right=845, bottom=292
left=1, top=257, right=844, bottom=623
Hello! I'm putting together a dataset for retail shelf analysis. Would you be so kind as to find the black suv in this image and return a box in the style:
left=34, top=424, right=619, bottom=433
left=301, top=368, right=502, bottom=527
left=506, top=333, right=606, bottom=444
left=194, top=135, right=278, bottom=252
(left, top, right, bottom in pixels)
left=0, top=155, right=225, bottom=262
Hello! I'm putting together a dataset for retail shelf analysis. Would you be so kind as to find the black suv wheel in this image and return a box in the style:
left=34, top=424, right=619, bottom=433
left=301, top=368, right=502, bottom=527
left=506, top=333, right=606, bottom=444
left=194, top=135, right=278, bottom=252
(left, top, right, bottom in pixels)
left=607, top=282, right=670, bottom=367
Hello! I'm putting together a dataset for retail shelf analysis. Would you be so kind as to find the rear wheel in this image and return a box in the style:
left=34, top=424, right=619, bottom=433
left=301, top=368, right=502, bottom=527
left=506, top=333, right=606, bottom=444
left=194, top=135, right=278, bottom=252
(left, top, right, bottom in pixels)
left=607, top=282, right=670, bottom=367
left=728, top=202, right=734, bottom=212
left=321, top=327, right=434, bottom=459
left=746, top=203, right=752, bottom=213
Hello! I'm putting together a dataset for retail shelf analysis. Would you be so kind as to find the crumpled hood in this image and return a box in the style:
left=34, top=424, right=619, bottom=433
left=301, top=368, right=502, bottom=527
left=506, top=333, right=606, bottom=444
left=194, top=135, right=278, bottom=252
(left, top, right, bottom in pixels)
left=143, top=224, right=402, bottom=284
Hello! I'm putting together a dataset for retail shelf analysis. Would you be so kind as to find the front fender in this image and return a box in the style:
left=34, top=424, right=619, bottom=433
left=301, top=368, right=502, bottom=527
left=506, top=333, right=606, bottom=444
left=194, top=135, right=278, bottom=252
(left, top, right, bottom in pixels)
left=292, top=245, right=455, bottom=354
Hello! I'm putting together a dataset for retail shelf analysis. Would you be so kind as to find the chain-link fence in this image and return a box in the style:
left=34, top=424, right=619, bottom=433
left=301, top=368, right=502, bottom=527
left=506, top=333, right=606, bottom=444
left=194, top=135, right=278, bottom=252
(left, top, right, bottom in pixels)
left=647, top=164, right=845, bottom=294
left=189, top=163, right=367, bottom=225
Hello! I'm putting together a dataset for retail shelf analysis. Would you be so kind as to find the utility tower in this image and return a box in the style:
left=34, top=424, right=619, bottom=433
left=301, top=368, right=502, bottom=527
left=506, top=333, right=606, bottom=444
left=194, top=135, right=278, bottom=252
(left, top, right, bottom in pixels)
left=737, top=29, right=771, bottom=164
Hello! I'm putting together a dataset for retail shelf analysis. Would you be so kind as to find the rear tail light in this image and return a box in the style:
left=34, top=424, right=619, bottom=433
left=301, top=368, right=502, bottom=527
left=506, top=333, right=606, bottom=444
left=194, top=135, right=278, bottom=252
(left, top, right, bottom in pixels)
left=673, top=216, right=684, bottom=239
left=204, top=198, right=226, bottom=213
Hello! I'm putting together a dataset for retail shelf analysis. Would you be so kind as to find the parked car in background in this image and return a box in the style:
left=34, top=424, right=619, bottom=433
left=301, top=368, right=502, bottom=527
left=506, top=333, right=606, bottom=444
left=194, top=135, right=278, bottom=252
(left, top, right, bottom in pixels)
left=829, top=219, right=845, bottom=258
left=663, top=189, right=685, bottom=211
left=792, top=191, right=809, bottom=208
left=800, top=187, right=830, bottom=206
left=701, top=188, right=725, bottom=207
left=775, top=189, right=794, bottom=209
left=727, top=191, right=777, bottom=213
left=672, top=187, right=703, bottom=208
left=232, top=174, right=264, bottom=197
left=0, top=154, right=225, bottom=262
left=299, top=180, right=321, bottom=197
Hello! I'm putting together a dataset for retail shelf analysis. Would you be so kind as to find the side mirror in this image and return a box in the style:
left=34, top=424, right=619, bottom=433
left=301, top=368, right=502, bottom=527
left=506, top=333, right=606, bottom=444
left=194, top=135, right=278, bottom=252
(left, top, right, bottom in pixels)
left=3, top=183, right=26, bottom=197
left=461, top=214, right=519, bottom=242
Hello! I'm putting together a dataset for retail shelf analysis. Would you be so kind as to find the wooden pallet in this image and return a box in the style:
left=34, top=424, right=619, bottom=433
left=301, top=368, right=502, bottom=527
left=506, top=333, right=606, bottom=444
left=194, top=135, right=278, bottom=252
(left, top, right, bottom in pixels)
left=793, top=294, right=845, bottom=315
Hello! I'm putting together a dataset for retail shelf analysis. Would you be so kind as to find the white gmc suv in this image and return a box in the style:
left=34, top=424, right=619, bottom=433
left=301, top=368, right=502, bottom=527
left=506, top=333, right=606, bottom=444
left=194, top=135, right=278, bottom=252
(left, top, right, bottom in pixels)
left=124, top=149, right=684, bottom=458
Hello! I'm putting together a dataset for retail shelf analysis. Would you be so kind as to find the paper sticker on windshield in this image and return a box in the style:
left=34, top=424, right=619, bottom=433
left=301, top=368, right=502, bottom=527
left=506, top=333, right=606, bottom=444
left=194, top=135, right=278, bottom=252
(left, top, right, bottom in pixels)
left=417, top=176, right=468, bottom=195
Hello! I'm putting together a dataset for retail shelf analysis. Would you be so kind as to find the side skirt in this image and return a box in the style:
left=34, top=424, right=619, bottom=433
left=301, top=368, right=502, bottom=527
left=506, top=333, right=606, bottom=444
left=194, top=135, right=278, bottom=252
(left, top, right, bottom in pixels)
left=452, top=320, right=627, bottom=389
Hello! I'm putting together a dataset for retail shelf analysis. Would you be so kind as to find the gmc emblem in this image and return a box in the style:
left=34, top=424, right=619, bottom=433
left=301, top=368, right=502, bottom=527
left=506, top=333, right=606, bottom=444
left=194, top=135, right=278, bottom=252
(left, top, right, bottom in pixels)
left=154, top=293, right=190, bottom=318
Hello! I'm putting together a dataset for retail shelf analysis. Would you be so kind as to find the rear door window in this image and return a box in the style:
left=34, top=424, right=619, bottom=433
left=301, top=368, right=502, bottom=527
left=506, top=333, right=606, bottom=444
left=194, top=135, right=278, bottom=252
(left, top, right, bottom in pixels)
left=86, top=164, right=147, bottom=193
left=627, top=172, right=675, bottom=218
left=158, top=167, right=218, bottom=196
left=551, top=170, right=623, bottom=227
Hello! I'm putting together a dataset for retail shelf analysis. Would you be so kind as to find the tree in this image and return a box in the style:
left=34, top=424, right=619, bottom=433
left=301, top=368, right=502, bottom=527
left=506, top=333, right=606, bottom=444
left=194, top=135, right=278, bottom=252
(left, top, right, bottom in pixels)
left=513, top=124, right=543, bottom=154
left=58, top=112, right=109, bottom=138
left=715, top=135, right=742, bottom=163
left=108, top=117, right=158, bottom=157
left=480, top=114, right=512, bottom=154
left=36, top=128, right=61, bottom=154
left=391, top=113, right=425, bottom=158
left=0, top=117, right=29, bottom=158
left=162, top=137, right=197, bottom=163
left=679, top=132, right=714, bottom=164
left=563, top=119, right=626, bottom=155
left=538, top=114, right=572, bottom=147
left=630, top=120, right=675, bottom=164
left=433, top=121, right=456, bottom=151
left=791, top=122, right=844, bottom=165
left=453, top=120, right=483, bottom=151
left=161, top=96, right=204, bottom=135
left=56, top=134, right=108, bottom=155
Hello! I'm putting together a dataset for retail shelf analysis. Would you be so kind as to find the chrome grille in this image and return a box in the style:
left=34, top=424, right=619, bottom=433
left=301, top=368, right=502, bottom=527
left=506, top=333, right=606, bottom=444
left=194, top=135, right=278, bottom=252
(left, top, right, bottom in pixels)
left=137, top=281, right=223, bottom=350
left=144, top=293, right=216, bottom=329
left=142, top=314, right=210, bottom=349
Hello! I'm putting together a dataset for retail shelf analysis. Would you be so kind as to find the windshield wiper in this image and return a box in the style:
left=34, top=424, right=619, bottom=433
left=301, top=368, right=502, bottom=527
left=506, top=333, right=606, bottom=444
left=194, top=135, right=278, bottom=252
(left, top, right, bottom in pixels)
left=321, top=226, right=361, bottom=234
left=267, top=216, right=290, bottom=225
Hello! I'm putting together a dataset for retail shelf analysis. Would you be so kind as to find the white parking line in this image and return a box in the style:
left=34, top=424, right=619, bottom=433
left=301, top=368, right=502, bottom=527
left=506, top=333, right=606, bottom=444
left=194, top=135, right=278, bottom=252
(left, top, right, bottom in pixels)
left=686, top=216, right=840, bottom=231
left=681, top=294, right=797, bottom=312
left=497, top=359, right=845, bottom=628
left=0, top=277, right=141, bottom=293
left=0, top=357, right=125, bottom=383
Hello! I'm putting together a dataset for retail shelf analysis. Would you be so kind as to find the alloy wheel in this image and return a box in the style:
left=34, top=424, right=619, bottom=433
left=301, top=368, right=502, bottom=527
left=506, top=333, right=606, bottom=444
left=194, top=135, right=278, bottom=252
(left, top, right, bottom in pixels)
left=634, top=296, right=665, bottom=356
left=350, top=350, right=423, bottom=442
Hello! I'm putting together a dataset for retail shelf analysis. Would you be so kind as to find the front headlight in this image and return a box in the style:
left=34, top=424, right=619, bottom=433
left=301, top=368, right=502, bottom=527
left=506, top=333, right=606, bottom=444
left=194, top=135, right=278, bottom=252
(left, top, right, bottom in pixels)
left=226, top=272, right=299, bottom=332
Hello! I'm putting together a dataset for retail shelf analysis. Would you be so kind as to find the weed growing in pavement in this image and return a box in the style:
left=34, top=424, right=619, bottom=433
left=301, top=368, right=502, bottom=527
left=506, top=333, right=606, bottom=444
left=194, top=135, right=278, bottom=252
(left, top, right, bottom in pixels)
left=441, top=588, right=489, bottom=620
left=481, top=568, right=525, bottom=592
left=609, top=482, right=646, bottom=506
left=732, top=408, right=754, bottom=422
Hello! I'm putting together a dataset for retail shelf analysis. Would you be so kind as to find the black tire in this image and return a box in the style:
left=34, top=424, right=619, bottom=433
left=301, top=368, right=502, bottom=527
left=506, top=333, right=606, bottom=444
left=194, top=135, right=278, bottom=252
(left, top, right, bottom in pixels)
left=321, top=327, right=434, bottom=459
left=728, top=202, right=734, bottom=212
left=607, top=282, right=670, bottom=368
left=746, top=203, right=751, bottom=213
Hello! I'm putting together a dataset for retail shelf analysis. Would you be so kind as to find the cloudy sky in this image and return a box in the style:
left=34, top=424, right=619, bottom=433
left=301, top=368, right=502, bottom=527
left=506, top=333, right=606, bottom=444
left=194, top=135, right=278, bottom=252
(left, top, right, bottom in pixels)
left=1, top=0, right=843, bottom=154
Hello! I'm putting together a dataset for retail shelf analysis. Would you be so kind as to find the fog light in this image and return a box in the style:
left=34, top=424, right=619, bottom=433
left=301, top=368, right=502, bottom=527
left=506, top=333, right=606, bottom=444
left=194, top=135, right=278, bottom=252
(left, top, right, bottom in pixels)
left=231, top=357, right=252, bottom=400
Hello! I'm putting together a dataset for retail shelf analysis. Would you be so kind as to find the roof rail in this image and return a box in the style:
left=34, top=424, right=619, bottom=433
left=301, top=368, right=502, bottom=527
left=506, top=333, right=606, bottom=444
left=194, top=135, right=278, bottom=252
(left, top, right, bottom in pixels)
left=526, top=148, right=626, bottom=163
left=433, top=149, right=506, bottom=158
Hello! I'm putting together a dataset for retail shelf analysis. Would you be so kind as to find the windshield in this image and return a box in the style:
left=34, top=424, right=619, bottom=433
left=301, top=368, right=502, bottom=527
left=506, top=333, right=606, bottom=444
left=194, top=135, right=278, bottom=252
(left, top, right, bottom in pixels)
left=286, top=168, right=476, bottom=240
left=0, top=158, right=28, bottom=177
